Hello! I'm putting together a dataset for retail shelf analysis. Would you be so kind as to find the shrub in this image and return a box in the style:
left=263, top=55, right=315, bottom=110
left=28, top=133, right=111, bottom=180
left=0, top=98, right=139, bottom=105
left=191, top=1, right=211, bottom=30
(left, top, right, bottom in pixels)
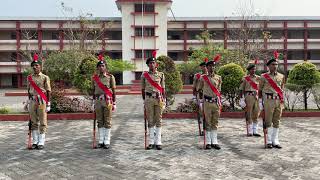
left=217, top=63, right=245, bottom=111
left=287, top=61, right=320, bottom=110
left=156, top=55, right=183, bottom=105
left=0, top=106, right=10, bottom=114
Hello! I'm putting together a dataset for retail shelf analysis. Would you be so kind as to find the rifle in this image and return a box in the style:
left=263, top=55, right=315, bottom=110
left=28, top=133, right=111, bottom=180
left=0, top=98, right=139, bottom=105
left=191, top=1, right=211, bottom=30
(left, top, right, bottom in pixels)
left=245, top=110, right=249, bottom=136
left=92, top=111, right=97, bottom=149
left=202, top=103, right=206, bottom=150
left=144, top=105, right=148, bottom=150
left=196, top=99, right=203, bottom=136
left=261, top=101, right=267, bottom=148
left=27, top=118, right=32, bottom=150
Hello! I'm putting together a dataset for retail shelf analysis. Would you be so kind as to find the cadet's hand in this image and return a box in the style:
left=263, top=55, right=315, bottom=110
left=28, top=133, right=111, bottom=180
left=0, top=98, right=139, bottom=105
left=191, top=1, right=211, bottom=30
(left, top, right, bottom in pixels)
left=46, top=102, right=51, bottom=113
left=24, top=100, right=30, bottom=112
left=259, top=99, right=264, bottom=110
left=112, top=102, right=116, bottom=112
left=91, top=100, right=95, bottom=112
left=192, top=95, right=197, bottom=103
left=239, top=98, right=246, bottom=108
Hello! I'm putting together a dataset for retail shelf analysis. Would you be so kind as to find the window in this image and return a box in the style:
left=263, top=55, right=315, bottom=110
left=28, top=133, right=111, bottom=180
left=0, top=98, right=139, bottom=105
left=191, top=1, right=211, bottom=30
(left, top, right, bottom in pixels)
left=134, top=4, right=155, bottom=12
left=52, top=32, right=59, bottom=40
left=144, top=28, right=155, bottom=36
left=11, top=32, right=17, bottom=39
left=288, top=30, right=304, bottom=39
left=135, top=50, right=153, bottom=59
left=168, top=31, right=183, bottom=40
left=135, top=28, right=142, bottom=36
left=168, top=52, right=178, bottom=60
left=10, top=52, right=17, bottom=62
left=135, top=27, right=155, bottom=37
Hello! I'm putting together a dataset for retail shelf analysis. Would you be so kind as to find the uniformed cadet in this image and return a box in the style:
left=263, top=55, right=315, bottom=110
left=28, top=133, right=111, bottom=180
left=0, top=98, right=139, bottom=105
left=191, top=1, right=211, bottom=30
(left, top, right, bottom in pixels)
left=26, top=54, right=51, bottom=150
left=239, top=60, right=261, bottom=137
left=192, top=58, right=208, bottom=98
left=259, top=55, right=285, bottom=149
left=141, top=54, right=166, bottom=150
left=92, top=54, right=116, bottom=149
left=198, top=56, right=222, bottom=150
left=192, top=58, right=208, bottom=135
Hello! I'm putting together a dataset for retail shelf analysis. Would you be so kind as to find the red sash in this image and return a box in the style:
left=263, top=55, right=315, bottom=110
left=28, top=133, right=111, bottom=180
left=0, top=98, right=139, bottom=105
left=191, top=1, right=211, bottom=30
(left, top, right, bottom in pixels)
left=244, top=76, right=258, bottom=91
left=262, top=73, right=284, bottom=102
left=195, top=73, right=201, bottom=80
left=143, top=72, right=164, bottom=94
left=92, top=74, right=113, bottom=99
left=27, top=75, right=48, bottom=103
left=203, top=75, right=222, bottom=106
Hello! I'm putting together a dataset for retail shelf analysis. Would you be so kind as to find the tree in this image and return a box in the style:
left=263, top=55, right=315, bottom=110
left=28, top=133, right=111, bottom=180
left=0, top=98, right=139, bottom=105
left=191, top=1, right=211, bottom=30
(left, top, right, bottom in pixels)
left=177, top=28, right=250, bottom=84
left=43, top=50, right=88, bottom=86
left=156, top=55, right=183, bottom=105
left=217, top=63, right=245, bottom=111
left=287, top=61, right=320, bottom=110
left=72, top=54, right=135, bottom=95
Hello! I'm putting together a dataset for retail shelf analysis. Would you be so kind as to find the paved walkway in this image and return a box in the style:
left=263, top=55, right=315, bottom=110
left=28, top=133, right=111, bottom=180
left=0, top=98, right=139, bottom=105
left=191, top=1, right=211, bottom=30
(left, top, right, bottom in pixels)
left=0, top=96, right=320, bottom=179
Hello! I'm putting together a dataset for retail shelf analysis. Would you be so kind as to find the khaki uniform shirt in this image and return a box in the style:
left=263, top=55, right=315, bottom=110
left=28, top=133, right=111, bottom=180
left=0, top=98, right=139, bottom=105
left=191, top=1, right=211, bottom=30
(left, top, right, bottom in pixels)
left=27, top=72, right=51, bottom=96
left=93, top=73, right=116, bottom=95
left=141, top=71, right=165, bottom=93
left=259, top=72, right=285, bottom=94
left=239, top=74, right=260, bottom=92
left=198, top=73, right=222, bottom=98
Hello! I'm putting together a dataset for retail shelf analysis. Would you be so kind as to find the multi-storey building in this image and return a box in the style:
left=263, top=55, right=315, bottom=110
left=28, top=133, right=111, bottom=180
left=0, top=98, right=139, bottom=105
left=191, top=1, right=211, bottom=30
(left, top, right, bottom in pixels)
left=0, top=0, right=319, bottom=88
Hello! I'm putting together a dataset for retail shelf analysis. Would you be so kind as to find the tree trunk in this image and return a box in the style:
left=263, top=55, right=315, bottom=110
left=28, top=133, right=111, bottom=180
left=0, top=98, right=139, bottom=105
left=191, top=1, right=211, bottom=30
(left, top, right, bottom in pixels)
left=304, top=89, right=308, bottom=110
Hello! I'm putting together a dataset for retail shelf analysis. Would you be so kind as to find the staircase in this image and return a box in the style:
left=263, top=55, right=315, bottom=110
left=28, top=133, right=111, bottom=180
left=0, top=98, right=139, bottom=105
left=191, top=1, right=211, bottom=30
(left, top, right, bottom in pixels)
left=128, top=80, right=141, bottom=95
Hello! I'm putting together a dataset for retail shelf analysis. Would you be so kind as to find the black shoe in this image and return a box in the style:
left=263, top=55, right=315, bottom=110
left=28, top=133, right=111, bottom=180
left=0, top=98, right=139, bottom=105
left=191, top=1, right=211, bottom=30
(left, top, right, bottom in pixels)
left=211, top=144, right=221, bottom=150
left=247, top=133, right=253, bottom=137
left=267, top=144, right=273, bottom=149
left=98, top=143, right=104, bottom=148
left=37, top=145, right=44, bottom=150
left=253, top=133, right=261, bottom=137
left=103, top=144, right=110, bottom=149
left=273, top=144, right=282, bottom=149
left=155, top=145, right=162, bottom=150
left=31, top=144, right=38, bottom=149
left=146, top=144, right=154, bottom=150
left=205, top=144, right=211, bottom=150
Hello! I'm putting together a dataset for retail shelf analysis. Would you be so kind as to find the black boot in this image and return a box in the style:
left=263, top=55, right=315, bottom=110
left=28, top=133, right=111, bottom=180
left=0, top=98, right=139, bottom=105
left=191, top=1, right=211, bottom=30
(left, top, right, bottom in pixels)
left=211, top=144, right=221, bottom=150
left=155, top=145, right=162, bottom=150
left=146, top=144, right=154, bottom=150
left=31, top=144, right=38, bottom=150
left=253, top=133, right=261, bottom=137
left=205, top=144, right=211, bottom=150
left=273, top=144, right=282, bottom=149
left=98, top=143, right=104, bottom=148
left=267, top=144, right=273, bottom=149
left=103, top=144, right=110, bottom=149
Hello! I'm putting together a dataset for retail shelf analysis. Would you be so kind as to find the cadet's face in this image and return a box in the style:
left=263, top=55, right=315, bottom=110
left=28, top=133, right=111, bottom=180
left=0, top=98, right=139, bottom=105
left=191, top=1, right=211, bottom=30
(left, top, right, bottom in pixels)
left=200, top=65, right=207, bottom=73
left=98, top=64, right=106, bottom=73
left=148, top=61, right=156, bottom=70
left=32, top=64, right=41, bottom=74
left=268, top=62, right=278, bottom=72
left=207, top=64, right=214, bottom=72
left=249, top=66, right=256, bottom=74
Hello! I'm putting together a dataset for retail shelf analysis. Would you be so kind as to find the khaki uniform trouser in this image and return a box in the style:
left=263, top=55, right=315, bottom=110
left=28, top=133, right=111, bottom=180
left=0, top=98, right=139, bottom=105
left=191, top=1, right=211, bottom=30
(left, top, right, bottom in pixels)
left=145, top=97, right=163, bottom=128
left=263, top=98, right=284, bottom=128
left=203, top=101, right=220, bottom=130
left=30, top=100, right=47, bottom=134
left=245, top=95, right=260, bottom=124
left=95, top=100, right=112, bottom=129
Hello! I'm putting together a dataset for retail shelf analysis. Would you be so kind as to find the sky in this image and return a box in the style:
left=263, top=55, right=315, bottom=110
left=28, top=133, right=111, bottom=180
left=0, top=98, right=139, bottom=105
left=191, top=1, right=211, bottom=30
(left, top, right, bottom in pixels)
left=0, top=0, right=320, bottom=18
